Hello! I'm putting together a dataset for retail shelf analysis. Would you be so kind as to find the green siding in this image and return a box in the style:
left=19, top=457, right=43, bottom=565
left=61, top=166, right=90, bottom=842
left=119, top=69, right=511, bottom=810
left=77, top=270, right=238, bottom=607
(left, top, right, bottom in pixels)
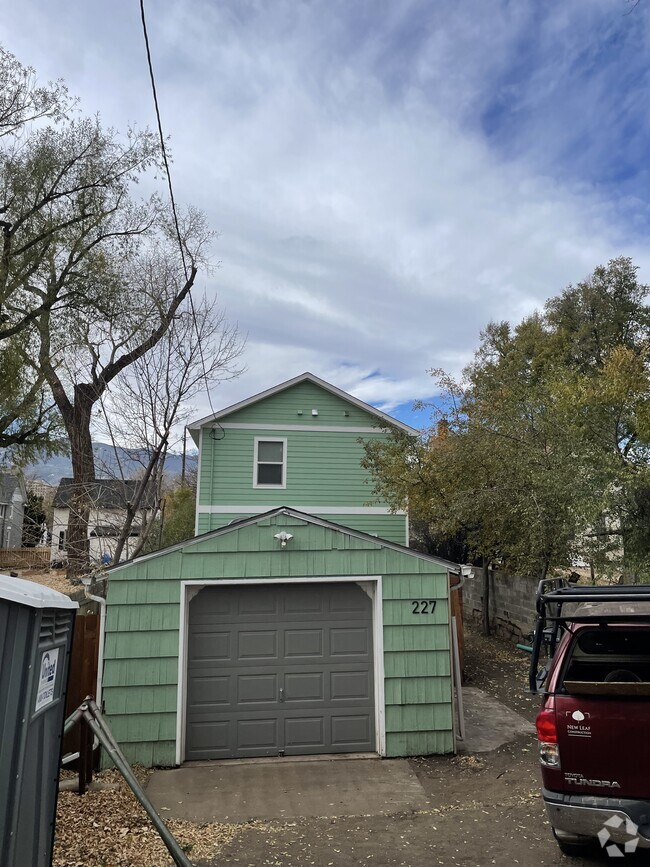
left=219, top=380, right=380, bottom=427
left=102, top=512, right=455, bottom=766
left=199, top=426, right=390, bottom=506
left=196, top=380, right=407, bottom=544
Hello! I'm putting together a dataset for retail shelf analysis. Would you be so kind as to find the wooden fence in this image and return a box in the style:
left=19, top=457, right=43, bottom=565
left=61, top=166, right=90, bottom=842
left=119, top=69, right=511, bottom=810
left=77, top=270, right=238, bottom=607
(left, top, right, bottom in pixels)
left=63, top=613, right=100, bottom=759
left=0, top=546, right=51, bottom=570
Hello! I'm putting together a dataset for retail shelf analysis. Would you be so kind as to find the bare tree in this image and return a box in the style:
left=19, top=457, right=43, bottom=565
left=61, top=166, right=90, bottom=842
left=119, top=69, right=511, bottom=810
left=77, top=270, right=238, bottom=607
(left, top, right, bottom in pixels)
left=96, top=294, right=244, bottom=562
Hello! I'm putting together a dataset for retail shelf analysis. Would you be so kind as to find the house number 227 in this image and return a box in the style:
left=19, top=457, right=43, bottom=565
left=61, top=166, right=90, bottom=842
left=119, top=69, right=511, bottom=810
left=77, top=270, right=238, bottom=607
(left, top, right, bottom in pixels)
left=411, top=600, right=437, bottom=614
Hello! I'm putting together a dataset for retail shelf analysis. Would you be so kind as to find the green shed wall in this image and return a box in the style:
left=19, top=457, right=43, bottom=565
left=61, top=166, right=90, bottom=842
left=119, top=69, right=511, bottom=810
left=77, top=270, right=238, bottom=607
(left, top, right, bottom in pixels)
left=102, top=514, right=454, bottom=766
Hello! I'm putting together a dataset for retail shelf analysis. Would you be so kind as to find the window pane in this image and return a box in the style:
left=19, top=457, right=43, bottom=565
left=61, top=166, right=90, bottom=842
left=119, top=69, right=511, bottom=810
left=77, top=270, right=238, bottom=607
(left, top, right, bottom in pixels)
left=258, top=441, right=283, bottom=462
left=257, top=463, right=283, bottom=485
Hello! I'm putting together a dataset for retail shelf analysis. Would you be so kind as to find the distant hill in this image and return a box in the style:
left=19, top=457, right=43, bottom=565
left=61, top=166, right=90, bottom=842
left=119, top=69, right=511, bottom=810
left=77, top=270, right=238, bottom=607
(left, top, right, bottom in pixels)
left=24, top=442, right=198, bottom=487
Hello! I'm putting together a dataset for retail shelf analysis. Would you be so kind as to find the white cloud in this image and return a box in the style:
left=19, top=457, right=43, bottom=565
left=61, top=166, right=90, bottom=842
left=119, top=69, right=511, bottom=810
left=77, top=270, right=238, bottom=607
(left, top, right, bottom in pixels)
left=2, top=0, right=649, bottom=428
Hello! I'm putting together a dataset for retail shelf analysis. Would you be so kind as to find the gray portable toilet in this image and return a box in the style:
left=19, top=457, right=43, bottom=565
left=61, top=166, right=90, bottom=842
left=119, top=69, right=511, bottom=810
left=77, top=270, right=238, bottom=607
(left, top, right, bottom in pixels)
left=0, top=574, right=78, bottom=867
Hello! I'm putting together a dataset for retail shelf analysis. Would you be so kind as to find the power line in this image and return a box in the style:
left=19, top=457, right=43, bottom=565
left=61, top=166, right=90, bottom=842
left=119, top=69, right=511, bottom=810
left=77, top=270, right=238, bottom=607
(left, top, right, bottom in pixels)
left=138, top=0, right=224, bottom=436
left=138, top=0, right=188, bottom=280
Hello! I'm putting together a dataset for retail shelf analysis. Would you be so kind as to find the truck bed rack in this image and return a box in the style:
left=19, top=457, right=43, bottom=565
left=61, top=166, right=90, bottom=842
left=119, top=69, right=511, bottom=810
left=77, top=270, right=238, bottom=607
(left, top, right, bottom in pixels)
left=529, top=580, right=650, bottom=694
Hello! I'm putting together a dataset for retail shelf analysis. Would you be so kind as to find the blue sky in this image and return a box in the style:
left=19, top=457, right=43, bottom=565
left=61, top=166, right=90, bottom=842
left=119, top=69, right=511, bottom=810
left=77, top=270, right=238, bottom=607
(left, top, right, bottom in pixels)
left=2, top=0, right=650, bottom=430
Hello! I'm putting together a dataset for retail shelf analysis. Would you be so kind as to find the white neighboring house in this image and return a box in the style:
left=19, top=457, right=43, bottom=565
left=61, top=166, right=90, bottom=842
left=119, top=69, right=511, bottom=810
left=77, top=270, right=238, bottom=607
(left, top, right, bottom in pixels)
left=51, top=478, right=155, bottom=565
left=0, top=473, right=27, bottom=549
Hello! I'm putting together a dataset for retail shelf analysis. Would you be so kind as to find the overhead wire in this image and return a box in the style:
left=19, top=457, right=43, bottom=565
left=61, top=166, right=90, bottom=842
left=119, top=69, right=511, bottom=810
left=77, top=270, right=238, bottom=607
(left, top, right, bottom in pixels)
left=138, top=0, right=225, bottom=441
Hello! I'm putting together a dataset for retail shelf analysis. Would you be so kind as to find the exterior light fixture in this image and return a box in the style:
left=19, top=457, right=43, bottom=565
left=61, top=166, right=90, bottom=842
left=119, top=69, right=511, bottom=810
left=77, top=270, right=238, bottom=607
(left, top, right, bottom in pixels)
left=274, top=531, right=293, bottom=548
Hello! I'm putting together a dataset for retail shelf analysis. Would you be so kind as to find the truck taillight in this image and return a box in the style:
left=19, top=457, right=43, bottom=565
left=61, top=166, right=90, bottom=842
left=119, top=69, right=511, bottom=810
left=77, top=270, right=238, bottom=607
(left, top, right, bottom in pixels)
left=536, top=707, right=561, bottom=768
left=536, top=709, right=557, bottom=743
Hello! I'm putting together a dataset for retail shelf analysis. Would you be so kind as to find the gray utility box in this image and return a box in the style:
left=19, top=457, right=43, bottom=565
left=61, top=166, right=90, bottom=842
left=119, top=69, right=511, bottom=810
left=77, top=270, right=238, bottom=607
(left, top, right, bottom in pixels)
left=0, top=574, right=78, bottom=867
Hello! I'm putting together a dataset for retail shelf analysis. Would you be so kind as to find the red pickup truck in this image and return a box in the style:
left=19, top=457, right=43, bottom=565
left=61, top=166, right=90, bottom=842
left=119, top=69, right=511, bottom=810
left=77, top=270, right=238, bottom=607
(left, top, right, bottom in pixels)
left=529, top=582, right=650, bottom=857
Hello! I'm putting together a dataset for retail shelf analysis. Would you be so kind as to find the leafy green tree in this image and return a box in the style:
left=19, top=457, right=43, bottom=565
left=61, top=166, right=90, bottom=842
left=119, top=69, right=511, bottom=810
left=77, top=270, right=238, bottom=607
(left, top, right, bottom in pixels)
left=363, top=257, right=650, bottom=586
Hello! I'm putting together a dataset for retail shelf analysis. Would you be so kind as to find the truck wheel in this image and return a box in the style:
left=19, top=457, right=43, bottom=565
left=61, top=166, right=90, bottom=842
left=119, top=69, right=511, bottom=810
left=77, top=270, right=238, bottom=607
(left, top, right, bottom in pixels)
left=552, top=829, right=593, bottom=857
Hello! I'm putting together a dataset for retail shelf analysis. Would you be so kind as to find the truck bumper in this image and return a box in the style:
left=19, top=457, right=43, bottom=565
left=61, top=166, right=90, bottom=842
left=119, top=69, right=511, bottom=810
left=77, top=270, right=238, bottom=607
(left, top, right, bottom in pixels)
left=543, top=788, right=650, bottom=849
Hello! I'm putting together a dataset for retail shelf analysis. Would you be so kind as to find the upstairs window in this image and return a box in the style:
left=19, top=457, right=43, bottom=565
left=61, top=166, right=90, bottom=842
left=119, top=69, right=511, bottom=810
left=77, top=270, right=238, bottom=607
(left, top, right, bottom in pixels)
left=254, top=438, right=287, bottom=488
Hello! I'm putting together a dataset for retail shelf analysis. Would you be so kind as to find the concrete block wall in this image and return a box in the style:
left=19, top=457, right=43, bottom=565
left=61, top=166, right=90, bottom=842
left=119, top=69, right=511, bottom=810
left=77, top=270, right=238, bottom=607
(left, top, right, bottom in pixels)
left=462, top=568, right=538, bottom=642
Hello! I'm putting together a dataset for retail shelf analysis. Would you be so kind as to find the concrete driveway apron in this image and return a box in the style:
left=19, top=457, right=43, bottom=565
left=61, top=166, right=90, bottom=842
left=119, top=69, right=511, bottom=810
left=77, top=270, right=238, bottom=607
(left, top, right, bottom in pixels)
left=146, top=756, right=429, bottom=823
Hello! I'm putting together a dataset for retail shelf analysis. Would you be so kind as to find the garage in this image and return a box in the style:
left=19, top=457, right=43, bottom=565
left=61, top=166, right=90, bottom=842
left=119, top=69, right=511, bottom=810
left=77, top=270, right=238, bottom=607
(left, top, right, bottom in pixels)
left=101, top=508, right=459, bottom=767
left=185, top=582, right=375, bottom=760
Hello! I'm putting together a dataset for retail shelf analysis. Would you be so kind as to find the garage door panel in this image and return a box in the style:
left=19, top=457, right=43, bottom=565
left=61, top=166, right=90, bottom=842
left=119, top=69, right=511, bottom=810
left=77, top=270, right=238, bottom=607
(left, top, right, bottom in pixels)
left=331, top=670, right=372, bottom=701
left=186, top=582, right=375, bottom=760
left=237, top=630, right=278, bottom=660
left=285, top=716, right=325, bottom=748
left=237, top=587, right=280, bottom=617
left=190, top=632, right=231, bottom=662
left=284, top=671, right=324, bottom=702
left=283, top=587, right=325, bottom=615
left=331, top=714, right=372, bottom=747
left=188, top=674, right=231, bottom=709
left=284, top=628, right=323, bottom=658
left=237, top=673, right=277, bottom=704
left=330, top=627, right=370, bottom=657
left=237, top=718, right=278, bottom=750
left=328, top=592, right=369, bottom=614
left=187, top=719, right=231, bottom=753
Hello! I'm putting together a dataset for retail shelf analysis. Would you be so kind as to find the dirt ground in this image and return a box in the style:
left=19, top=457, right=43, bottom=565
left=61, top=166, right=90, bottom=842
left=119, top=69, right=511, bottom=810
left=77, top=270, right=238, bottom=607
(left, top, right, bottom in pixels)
left=54, top=627, right=645, bottom=866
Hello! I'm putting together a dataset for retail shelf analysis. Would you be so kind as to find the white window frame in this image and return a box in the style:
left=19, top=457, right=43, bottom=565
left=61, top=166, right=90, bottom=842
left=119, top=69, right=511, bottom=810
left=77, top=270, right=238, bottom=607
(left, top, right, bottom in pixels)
left=253, top=437, right=287, bottom=489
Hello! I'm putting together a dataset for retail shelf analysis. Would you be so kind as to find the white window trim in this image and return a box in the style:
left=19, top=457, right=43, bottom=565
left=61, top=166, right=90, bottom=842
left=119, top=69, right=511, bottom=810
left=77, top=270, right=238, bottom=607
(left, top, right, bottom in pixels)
left=176, top=575, right=385, bottom=765
left=253, top=436, right=287, bottom=489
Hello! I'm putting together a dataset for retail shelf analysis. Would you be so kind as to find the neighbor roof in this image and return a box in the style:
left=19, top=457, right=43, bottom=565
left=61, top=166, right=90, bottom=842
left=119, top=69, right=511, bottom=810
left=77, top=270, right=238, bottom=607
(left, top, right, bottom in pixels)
left=53, top=478, right=156, bottom=510
left=107, top=505, right=460, bottom=574
left=187, top=372, right=419, bottom=441
left=0, top=472, right=25, bottom=504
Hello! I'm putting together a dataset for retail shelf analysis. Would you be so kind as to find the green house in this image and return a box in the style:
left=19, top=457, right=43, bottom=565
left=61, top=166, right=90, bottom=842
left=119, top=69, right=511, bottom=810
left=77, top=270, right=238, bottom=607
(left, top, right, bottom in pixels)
left=188, top=372, right=415, bottom=545
left=103, top=508, right=459, bottom=765
left=101, top=374, right=461, bottom=766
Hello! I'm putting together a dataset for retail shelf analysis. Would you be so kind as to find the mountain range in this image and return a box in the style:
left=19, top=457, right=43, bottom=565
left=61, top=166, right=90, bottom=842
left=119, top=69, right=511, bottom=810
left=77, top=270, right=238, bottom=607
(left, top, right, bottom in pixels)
left=24, top=442, right=198, bottom=487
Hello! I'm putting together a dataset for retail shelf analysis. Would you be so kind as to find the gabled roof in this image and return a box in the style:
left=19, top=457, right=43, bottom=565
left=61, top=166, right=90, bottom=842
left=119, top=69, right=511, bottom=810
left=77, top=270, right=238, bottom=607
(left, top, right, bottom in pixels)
left=107, top=505, right=460, bottom=574
left=53, top=478, right=156, bottom=510
left=0, top=472, right=26, bottom=504
left=187, top=372, right=418, bottom=439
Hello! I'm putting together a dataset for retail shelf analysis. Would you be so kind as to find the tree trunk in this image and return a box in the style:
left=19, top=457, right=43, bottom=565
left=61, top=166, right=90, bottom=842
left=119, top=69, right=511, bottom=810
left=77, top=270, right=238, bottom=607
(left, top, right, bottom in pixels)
left=64, top=385, right=96, bottom=578
left=481, top=559, right=491, bottom=636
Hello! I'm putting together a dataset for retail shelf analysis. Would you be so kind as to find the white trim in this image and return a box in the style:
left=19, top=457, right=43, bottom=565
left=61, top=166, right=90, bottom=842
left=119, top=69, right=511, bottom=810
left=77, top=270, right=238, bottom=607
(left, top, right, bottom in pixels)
left=176, top=575, right=386, bottom=765
left=176, top=587, right=190, bottom=765
left=405, top=511, right=410, bottom=547
left=194, top=426, right=203, bottom=536
left=253, top=436, right=287, bottom=489
left=216, top=423, right=389, bottom=433
left=196, top=505, right=407, bottom=516
left=187, top=372, right=419, bottom=438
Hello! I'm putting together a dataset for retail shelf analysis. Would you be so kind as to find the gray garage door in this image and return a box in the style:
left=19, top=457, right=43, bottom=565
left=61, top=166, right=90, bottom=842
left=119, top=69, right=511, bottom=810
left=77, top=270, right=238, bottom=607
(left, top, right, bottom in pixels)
left=185, top=582, right=375, bottom=760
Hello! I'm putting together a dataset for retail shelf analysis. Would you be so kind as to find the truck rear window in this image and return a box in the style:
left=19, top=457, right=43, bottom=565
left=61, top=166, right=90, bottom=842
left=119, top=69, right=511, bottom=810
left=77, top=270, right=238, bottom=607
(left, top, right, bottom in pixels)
left=561, top=627, right=650, bottom=695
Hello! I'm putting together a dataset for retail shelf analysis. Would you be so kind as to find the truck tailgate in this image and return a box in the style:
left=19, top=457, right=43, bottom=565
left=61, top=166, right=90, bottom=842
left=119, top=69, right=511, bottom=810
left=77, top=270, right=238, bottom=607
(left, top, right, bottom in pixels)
left=554, top=692, right=650, bottom=799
